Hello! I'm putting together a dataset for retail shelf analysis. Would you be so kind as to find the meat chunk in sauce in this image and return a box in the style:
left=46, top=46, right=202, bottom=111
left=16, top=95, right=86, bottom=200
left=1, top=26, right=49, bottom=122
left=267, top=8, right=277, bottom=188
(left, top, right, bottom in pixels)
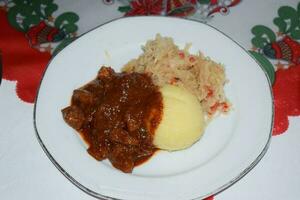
left=62, top=106, right=85, bottom=130
left=109, top=129, right=139, bottom=146
left=108, top=144, right=135, bottom=173
left=72, top=89, right=96, bottom=107
left=62, top=67, right=163, bottom=173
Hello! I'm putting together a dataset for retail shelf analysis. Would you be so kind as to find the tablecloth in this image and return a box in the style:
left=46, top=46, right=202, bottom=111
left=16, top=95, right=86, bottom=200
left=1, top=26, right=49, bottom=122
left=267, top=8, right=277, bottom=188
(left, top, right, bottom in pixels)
left=0, top=0, right=300, bottom=199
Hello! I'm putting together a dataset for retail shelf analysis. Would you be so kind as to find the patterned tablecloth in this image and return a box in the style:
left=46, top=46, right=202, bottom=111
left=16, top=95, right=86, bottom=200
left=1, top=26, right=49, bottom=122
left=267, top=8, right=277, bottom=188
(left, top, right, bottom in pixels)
left=0, top=0, right=300, bottom=199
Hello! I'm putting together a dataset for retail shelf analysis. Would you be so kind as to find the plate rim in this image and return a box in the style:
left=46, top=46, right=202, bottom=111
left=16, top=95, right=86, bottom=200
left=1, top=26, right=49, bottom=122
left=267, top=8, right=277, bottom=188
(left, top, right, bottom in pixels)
left=33, top=16, right=274, bottom=200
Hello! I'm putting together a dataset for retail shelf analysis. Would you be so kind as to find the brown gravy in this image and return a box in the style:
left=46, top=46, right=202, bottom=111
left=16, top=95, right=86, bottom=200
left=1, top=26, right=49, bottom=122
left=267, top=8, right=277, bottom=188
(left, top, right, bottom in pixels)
left=62, top=67, right=163, bottom=173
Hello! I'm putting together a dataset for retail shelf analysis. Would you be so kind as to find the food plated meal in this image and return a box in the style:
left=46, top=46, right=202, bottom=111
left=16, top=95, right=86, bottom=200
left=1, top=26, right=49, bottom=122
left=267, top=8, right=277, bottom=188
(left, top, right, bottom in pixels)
left=62, top=35, right=230, bottom=173
left=34, top=16, right=273, bottom=200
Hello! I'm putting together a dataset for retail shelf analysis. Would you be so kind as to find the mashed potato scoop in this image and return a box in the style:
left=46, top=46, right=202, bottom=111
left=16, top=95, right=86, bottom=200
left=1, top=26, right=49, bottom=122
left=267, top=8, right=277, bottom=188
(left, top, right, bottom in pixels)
left=154, top=85, right=205, bottom=151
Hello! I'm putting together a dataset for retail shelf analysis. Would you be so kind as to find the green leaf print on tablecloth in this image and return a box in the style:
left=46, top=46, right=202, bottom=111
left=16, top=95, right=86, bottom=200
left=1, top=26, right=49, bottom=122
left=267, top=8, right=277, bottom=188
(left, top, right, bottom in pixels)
left=251, top=25, right=276, bottom=49
left=6, top=0, right=79, bottom=52
left=118, top=6, right=131, bottom=13
left=7, top=0, right=59, bottom=32
left=197, top=0, right=210, bottom=4
left=54, top=12, right=79, bottom=36
left=274, top=5, right=300, bottom=39
left=250, top=2, right=300, bottom=83
left=249, top=50, right=275, bottom=84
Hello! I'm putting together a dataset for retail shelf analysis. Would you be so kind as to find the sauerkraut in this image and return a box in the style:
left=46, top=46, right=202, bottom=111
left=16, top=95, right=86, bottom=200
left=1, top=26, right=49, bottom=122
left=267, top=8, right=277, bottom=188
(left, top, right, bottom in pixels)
left=122, top=34, right=230, bottom=117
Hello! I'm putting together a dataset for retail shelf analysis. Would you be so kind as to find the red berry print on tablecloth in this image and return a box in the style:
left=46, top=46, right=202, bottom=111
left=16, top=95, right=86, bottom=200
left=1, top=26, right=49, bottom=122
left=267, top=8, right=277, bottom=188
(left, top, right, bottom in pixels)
left=166, top=0, right=197, bottom=16
left=272, top=64, right=300, bottom=135
left=26, top=21, right=66, bottom=47
left=123, top=0, right=163, bottom=16
left=118, top=0, right=241, bottom=18
left=204, top=0, right=240, bottom=16
left=0, top=9, right=51, bottom=103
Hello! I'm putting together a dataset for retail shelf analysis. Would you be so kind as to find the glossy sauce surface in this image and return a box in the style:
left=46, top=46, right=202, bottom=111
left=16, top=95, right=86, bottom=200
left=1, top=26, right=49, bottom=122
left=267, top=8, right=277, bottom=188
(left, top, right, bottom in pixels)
left=62, top=67, right=162, bottom=173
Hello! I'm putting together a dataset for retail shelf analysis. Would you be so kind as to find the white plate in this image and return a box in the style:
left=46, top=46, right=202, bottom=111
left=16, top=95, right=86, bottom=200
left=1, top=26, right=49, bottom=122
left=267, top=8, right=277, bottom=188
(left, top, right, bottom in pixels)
left=34, top=16, right=273, bottom=200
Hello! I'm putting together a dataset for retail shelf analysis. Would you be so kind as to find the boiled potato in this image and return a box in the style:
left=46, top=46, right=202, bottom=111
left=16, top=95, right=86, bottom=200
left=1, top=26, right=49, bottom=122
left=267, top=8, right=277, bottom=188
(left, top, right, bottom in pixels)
left=153, top=85, right=205, bottom=151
